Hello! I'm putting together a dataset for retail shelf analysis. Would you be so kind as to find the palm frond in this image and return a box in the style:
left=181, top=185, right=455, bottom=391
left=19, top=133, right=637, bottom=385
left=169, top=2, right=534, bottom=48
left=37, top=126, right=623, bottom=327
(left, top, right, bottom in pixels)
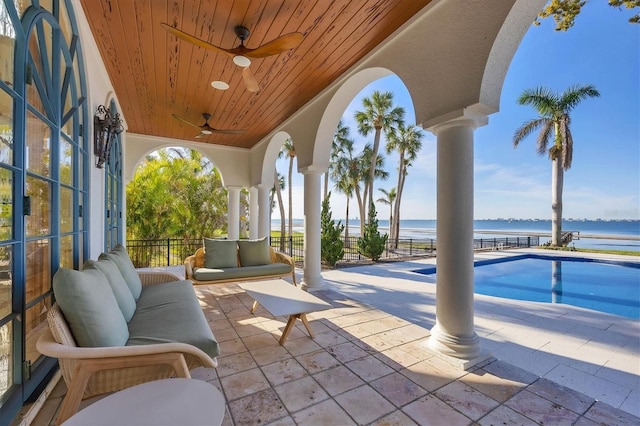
left=560, top=84, right=601, bottom=111
left=517, top=87, right=558, bottom=117
left=536, top=121, right=554, bottom=156
left=559, top=117, right=574, bottom=170
left=513, top=118, right=546, bottom=147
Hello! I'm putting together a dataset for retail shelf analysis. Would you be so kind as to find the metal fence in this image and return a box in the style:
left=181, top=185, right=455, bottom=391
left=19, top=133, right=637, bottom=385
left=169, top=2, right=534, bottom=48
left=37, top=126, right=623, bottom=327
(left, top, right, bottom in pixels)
left=474, top=235, right=539, bottom=251
left=126, top=234, right=539, bottom=268
left=126, top=238, right=202, bottom=268
left=270, top=236, right=437, bottom=263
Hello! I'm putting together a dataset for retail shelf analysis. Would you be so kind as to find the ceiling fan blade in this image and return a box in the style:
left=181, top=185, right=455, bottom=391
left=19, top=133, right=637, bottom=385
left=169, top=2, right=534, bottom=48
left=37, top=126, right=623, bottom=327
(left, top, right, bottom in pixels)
left=240, top=32, right=304, bottom=58
left=161, top=23, right=234, bottom=58
left=242, top=67, right=260, bottom=93
left=211, top=129, right=245, bottom=134
left=202, top=123, right=245, bottom=134
left=172, top=113, right=201, bottom=129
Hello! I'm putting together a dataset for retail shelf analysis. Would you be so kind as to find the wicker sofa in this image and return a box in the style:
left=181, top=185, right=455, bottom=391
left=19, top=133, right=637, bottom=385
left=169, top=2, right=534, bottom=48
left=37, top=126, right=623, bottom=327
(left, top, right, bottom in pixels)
left=185, top=237, right=297, bottom=286
left=37, top=245, right=219, bottom=424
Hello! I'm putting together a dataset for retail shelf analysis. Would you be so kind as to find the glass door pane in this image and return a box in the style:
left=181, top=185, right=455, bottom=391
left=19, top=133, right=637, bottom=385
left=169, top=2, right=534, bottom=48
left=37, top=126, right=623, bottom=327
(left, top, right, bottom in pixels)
left=0, top=2, right=16, bottom=86
left=25, top=295, right=51, bottom=367
left=0, top=322, right=13, bottom=396
left=0, top=245, right=12, bottom=319
left=0, top=89, right=13, bottom=165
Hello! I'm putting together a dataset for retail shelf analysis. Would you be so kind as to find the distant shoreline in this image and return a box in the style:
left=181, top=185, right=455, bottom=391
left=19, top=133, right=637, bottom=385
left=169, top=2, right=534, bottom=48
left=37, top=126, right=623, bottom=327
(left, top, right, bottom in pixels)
left=473, top=230, right=640, bottom=241
left=271, top=219, right=640, bottom=244
left=272, top=225, right=639, bottom=241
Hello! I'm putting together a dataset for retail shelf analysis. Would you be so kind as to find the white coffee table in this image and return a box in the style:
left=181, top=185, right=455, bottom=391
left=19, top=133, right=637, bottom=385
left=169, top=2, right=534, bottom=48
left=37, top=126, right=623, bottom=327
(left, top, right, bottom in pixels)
left=63, top=378, right=225, bottom=425
left=239, top=279, right=332, bottom=345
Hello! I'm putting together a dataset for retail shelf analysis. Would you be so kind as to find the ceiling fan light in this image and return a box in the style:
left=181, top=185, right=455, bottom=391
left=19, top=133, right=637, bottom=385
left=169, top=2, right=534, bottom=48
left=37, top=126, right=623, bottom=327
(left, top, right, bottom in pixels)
left=201, top=129, right=213, bottom=135
left=211, top=80, right=229, bottom=90
left=233, top=55, right=251, bottom=68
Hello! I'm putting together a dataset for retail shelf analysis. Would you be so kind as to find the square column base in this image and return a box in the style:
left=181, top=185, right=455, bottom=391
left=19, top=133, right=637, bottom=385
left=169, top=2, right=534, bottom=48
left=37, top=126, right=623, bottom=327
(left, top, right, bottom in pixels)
left=426, top=346, right=494, bottom=371
left=301, top=276, right=325, bottom=291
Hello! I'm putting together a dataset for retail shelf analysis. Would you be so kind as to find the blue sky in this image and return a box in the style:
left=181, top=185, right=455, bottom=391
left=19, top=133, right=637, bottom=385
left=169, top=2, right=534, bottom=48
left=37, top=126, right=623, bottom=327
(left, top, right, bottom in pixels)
left=276, top=3, right=640, bottom=221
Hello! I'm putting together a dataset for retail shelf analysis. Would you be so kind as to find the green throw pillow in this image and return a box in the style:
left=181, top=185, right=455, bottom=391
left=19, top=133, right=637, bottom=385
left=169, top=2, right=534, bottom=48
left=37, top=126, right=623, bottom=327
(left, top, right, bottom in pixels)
left=85, top=259, right=137, bottom=322
left=238, top=237, right=271, bottom=267
left=99, top=244, right=142, bottom=300
left=203, top=238, right=238, bottom=269
left=52, top=267, right=129, bottom=347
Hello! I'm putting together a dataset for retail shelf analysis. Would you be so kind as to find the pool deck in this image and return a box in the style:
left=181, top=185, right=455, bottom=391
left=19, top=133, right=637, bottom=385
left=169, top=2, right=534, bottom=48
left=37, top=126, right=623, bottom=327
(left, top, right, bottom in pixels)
left=321, top=248, right=640, bottom=417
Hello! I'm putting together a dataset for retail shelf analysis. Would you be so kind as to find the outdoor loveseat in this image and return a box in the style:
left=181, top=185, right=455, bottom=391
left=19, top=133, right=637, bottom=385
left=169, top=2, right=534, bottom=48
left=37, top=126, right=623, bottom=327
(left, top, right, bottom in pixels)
left=185, top=237, right=297, bottom=285
left=36, top=244, right=219, bottom=424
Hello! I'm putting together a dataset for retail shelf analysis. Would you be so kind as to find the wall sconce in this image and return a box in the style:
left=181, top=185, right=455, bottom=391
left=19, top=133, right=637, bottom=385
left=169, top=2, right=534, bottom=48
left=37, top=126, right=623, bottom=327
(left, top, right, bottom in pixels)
left=94, top=105, right=124, bottom=169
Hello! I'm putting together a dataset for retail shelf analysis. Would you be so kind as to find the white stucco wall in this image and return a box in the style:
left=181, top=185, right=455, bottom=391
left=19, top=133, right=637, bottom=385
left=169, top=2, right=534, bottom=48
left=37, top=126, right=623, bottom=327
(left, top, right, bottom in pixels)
left=72, top=0, right=123, bottom=259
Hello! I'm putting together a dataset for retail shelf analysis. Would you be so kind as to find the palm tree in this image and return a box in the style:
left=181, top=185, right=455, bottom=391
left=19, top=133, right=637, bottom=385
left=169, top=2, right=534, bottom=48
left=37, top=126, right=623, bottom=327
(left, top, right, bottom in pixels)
left=325, top=119, right=350, bottom=201
left=513, top=84, right=600, bottom=246
left=354, top=90, right=405, bottom=219
left=352, top=145, right=389, bottom=235
left=331, top=136, right=359, bottom=243
left=280, top=138, right=296, bottom=239
left=273, top=169, right=286, bottom=251
left=377, top=187, right=396, bottom=240
left=386, top=123, right=423, bottom=247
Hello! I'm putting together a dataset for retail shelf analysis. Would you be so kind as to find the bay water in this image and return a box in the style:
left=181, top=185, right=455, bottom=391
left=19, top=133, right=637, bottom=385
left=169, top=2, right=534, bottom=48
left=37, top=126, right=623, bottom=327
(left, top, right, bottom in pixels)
left=272, top=218, right=640, bottom=252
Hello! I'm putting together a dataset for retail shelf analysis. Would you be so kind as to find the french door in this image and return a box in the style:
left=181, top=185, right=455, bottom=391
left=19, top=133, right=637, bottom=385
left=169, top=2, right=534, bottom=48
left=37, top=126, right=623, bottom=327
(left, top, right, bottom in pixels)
left=0, top=0, right=88, bottom=422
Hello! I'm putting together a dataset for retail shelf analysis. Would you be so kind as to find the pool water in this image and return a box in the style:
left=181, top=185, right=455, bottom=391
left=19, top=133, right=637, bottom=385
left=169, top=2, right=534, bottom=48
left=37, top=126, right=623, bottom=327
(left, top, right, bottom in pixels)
left=414, top=255, right=640, bottom=319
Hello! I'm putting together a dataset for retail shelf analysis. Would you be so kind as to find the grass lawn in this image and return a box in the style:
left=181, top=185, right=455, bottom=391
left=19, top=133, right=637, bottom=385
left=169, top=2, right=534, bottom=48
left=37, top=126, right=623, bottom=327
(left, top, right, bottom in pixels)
left=541, top=246, right=640, bottom=257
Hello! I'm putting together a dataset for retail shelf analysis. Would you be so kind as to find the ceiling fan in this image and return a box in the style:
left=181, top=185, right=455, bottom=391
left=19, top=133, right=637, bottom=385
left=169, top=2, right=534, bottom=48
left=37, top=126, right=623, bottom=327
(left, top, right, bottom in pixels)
left=161, top=22, right=303, bottom=93
left=172, top=113, right=244, bottom=138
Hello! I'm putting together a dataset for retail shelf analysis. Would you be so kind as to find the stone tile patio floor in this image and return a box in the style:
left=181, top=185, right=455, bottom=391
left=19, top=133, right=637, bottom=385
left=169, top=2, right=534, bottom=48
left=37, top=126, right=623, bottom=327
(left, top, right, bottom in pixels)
left=24, top=280, right=639, bottom=426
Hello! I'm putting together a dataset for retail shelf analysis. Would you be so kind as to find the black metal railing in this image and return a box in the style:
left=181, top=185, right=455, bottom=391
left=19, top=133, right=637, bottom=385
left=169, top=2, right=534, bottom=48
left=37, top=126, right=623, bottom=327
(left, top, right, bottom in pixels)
left=474, top=235, right=539, bottom=251
left=125, top=234, right=539, bottom=268
left=126, top=238, right=202, bottom=268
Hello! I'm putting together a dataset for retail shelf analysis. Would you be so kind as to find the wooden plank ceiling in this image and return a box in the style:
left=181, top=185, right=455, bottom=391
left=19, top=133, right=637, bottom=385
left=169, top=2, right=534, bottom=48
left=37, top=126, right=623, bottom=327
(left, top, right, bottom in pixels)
left=79, top=0, right=432, bottom=149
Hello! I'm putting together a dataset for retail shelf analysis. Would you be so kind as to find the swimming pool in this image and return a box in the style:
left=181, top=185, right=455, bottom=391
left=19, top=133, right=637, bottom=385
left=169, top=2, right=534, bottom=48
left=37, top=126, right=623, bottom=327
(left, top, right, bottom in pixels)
left=414, top=255, right=640, bottom=319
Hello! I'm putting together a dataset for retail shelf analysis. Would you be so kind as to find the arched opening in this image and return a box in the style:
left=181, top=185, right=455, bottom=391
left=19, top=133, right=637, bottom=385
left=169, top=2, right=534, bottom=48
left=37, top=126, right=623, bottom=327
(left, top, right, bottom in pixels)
left=125, top=146, right=236, bottom=268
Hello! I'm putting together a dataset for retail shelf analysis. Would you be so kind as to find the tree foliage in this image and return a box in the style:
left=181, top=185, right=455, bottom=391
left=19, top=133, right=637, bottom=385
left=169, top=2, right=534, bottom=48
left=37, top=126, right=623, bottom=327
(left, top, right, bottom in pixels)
left=330, top=122, right=359, bottom=241
left=354, top=90, right=404, bottom=219
left=324, top=119, right=350, bottom=200
left=320, top=193, right=344, bottom=267
left=535, top=0, right=639, bottom=31
left=513, top=84, right=600, bottom=169
left=273, top=169, right=286, bottom=251
left=357, top=202, right=388, bottom=261
left=377, top=187, right=396, bottom=239
left=385, top=123, right=423, bottom=246
left=513, top=84, right=600, bottom=246
left=279, top=138, right=296, bottom=238
left=326, top=97, right=422, bottom=244
left=126, top=148, right=229, bottom=241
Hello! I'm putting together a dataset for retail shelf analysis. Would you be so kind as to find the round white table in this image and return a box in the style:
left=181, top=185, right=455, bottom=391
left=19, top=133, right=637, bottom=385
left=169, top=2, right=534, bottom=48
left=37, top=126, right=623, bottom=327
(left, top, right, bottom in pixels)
left=63, top=378, right=225, bottom=425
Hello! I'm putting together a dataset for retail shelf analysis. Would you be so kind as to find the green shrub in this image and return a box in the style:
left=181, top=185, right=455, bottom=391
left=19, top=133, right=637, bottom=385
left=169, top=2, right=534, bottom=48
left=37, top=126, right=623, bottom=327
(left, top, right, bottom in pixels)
left=320, top=194, right=345, bottom=266
left=358, top=202, right=388, bottom=261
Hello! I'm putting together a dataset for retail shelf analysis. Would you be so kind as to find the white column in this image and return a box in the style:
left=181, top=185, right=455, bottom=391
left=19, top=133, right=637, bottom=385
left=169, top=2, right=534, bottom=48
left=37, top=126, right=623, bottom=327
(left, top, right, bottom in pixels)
left=300, top=169, right=324, bottom=290
left=426, top=118, right=489, bottom=369
left=258, top=185, right=270, bottom=239
left=227, top=186, right=241, bottom=240
left=249, top=187, right=259, bottom=240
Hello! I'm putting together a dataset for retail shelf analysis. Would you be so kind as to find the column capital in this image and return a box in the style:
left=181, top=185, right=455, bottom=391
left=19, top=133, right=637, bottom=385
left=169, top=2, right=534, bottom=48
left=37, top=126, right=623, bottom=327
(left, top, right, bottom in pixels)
left=424, top=106, right=489, bottom=135
left=298, top=165, right=325, bottom=176
left=226, top=185, right=243, bottom=191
